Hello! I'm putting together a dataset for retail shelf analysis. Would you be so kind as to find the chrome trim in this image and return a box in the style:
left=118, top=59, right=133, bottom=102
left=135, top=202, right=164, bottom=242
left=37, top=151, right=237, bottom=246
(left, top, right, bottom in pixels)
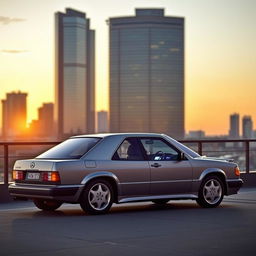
left=226, top=178, right=241, bottom=182
left=120, top=180, right=192, bottom=185
left=120, top=181, right=149, bottom=185
left=9, top=184, right=83, bottom=190
left=119, top=194, right=197, bottom=203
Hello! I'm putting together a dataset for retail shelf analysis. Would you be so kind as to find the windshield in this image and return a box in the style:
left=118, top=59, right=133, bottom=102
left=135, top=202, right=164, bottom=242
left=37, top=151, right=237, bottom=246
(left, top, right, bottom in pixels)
left=36, top=137, right=101, bottom=159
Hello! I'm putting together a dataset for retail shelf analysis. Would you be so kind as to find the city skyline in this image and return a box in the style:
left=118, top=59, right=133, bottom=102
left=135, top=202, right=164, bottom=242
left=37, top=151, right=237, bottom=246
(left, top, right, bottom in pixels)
left=0, top=0, right=256, bottom=136
left=2, top=89, right=255, bottom=139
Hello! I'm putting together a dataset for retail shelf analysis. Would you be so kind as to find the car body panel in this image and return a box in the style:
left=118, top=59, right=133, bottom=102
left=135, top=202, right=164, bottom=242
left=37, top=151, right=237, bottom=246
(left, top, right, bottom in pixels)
left=9, top=133, right=243, bottom=205
left=149, top=159, right=193, bottom=195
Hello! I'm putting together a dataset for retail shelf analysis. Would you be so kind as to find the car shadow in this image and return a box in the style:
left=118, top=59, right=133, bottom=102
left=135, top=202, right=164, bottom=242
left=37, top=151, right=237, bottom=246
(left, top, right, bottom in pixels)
left=28, top=201, right=237, bottom=218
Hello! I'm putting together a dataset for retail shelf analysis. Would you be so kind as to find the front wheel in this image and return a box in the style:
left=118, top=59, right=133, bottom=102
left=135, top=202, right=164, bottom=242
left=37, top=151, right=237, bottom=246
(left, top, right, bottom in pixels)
left=196, top=176, right=224, bottom=208
left=33, top=199, right=62, bottom=211
left=80, top=179, right=114, bottom=215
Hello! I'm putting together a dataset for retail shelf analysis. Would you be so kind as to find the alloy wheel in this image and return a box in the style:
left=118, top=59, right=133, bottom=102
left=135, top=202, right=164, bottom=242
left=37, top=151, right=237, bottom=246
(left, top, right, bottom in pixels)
left=203, top=179, right=222, bottom=205
left=88, top=183, right=111, bottom=211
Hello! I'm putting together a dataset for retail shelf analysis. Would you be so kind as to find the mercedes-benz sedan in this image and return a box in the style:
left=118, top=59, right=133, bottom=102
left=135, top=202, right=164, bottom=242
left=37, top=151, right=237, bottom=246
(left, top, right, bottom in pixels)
left=9, top=133, right=243, bottom=214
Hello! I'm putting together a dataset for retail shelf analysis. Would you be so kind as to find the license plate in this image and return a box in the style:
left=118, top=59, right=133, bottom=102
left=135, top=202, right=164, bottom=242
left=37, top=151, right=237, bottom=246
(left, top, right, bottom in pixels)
left=26, top=172, right=40, bottom=180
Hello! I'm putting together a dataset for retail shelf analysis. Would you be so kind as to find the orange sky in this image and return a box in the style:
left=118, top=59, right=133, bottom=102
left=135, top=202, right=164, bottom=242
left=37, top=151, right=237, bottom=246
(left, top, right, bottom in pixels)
left=0, top=0, right=255, bottom=136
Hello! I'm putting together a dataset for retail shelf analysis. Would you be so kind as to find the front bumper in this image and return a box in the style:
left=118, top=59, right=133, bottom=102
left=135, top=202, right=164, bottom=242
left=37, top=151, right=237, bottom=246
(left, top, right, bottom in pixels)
left=226, top=178, right=243, bottom=195
left=8, top=183, right=83, bottom=202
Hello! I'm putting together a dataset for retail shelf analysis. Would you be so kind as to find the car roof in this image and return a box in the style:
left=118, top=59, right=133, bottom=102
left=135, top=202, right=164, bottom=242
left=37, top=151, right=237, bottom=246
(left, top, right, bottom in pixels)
left=71, top=133, right=166, bottom=139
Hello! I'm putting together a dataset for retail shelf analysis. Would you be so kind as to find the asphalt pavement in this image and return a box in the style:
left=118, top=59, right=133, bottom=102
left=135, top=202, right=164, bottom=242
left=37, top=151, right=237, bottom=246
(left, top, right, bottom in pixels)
left=0, top=188, right=256, bottom=256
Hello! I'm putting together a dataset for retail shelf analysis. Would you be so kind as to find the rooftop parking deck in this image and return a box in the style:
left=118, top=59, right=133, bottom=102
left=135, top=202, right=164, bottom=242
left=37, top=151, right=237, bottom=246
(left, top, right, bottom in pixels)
left=0, top=187, right=256, bottom=256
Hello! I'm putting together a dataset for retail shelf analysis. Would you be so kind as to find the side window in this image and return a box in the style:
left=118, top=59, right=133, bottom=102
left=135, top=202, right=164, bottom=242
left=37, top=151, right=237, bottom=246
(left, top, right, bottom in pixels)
left=112, top=138, right=145, bottom=161
left=140, top=138, right=180, bottom=161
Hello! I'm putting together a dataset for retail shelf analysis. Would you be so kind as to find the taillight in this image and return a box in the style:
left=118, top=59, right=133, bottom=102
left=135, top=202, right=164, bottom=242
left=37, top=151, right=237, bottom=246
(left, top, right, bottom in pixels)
left=13, top=170, right=24, bottom=180
left=234, top=166, right=240, bottom=176
left=42, top=171, right=60, bottom=182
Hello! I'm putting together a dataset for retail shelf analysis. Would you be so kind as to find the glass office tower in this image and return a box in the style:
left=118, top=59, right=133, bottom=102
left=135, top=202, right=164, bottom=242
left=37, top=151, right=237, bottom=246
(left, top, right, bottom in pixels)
left=109, top=9, right=184, bottom=138
left=55, top=8, right=95, bottom=138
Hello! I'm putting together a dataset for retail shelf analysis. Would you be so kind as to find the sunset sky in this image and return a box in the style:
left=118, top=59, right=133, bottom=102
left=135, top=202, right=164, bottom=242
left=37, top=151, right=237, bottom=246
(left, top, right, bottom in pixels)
left=0, top=0, right=255, bottom=136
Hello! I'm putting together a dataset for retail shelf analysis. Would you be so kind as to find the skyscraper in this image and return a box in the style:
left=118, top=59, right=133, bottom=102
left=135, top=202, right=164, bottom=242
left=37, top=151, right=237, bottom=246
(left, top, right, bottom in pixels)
left=1, top=91, right=27, bottom=138
left=97, top=111, right=108, bottom=133
left=229, top=113, right=240, bottom=138
left=55, top=8, right=95, bottom=138
left=242, top=116, right=253, bottom=139
left=109, top=9, right=184, bottom=138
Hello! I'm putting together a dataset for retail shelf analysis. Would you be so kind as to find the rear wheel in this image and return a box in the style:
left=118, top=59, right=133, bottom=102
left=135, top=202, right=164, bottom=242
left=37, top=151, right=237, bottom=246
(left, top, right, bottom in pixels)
left=196, top=175, right=224, bottom=208
left=33, top=199, right=62, bottom=211
left=152, top=199, right=169, bottom=205
left=80, top=179, right=114, bottom=215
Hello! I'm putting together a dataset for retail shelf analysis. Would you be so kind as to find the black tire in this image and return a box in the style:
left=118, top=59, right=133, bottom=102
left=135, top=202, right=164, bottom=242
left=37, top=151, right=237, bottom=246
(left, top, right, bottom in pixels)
left=152, top=199, right=169, bottom=205
left=33, top=199, right=62, bottom=211
left=196, top=175, right=224, bottom=208
left=80, top=179, right=114, bottom=215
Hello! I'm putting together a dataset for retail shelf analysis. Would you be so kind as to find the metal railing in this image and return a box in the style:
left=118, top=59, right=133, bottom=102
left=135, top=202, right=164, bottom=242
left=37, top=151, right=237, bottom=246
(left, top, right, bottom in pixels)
left=1, top=139, right=256, bottom=185
left=0, top=141, right=59, bottom=185
left=180, top=139, right=256, bottom=173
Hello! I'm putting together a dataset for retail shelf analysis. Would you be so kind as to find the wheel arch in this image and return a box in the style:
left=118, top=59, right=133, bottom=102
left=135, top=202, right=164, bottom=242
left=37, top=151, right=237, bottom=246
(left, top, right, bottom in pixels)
left=199, top=168, right=228, bottom=194
left=79, top=171, right=120, bottom=203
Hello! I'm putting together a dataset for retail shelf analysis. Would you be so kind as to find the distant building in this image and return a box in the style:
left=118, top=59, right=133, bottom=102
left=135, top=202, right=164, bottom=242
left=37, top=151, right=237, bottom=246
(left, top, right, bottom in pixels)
left=109, top=8, right=184, bottom=138
left=55, top=8, right=95, bottom=138
left=38, top=103, right=54, bottom=137
left=229, top=113, right=240, bottom=138
left=187, top=130, right=205, bottom=139
left=1, top=91, right=27, bottom=138
left=29, top=103, right=54, bottom=138
left=97, top=111, right=108, bottom=133
left=29, top=119, right=40, bottom=136
left=242, top=116, right=253, bottom=139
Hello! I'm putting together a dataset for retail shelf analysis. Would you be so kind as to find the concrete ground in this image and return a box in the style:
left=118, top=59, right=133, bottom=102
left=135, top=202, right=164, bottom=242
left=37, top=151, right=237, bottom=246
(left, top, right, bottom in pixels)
left=0, top=188, right=256, bottom=256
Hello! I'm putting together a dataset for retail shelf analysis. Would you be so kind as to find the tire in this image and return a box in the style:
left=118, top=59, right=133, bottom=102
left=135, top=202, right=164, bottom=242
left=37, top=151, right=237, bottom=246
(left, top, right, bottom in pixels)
left=33, top=199, right=62, bottom=211
left=80, top=179, right=114, bottom=215
left=152, top=199, right=169, bottom=205
left=196, top=175, right=224, bottom=208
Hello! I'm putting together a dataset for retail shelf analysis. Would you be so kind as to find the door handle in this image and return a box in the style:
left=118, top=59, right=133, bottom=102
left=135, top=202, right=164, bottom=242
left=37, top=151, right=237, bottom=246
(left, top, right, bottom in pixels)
left=151, top=163, right=161, bottom=168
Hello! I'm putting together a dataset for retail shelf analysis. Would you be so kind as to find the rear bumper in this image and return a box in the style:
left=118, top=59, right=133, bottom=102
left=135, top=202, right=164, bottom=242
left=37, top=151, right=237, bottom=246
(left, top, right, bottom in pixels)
left=8, top=183, right=82, bottom=202
left=226, top=178, right=243, bottom=195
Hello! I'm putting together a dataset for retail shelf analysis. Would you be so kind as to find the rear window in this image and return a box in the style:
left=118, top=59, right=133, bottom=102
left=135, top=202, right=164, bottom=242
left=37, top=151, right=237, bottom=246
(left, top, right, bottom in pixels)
left=36, top=138, right=101, bottom=159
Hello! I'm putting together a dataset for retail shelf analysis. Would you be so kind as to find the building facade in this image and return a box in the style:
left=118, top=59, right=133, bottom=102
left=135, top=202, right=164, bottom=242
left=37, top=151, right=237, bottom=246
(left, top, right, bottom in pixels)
left=242, top=116, right=253, bottom=139
left=1, top=91, right=27, bottom=138
left=187, top=130, right=205, bottom=139
left=97, top=111, right=108, bottom=133
left=109, top=9, right=184, bottom=138
left=55, top=8, right=95, bottom=138
left=38, top=103, right=54, bottom=137
left=229, top=113, right=240, bottom=138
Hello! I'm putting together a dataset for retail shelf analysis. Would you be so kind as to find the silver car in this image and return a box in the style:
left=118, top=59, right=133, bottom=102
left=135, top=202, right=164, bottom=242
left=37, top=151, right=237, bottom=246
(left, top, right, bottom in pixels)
left=9, top=133, right=243, bottom=214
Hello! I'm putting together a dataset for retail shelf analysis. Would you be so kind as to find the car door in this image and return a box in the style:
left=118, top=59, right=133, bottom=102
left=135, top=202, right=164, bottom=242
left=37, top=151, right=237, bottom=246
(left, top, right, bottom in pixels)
left=111, top=137, right=150, bottom=198
left=139, top=137, right=193, bottom=195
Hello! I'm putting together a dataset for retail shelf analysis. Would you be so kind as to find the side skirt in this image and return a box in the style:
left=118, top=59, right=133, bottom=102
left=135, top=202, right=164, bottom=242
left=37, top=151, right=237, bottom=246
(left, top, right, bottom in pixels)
left=118, top=194, right=198, bottom=204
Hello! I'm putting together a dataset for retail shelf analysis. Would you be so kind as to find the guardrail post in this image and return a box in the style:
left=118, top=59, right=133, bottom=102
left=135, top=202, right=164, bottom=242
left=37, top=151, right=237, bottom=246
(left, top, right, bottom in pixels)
left=245, top=141, right=250, bottom=174
left=198, top=141, right=202, bottom=155
left=4, top=144, right=9, bottom=185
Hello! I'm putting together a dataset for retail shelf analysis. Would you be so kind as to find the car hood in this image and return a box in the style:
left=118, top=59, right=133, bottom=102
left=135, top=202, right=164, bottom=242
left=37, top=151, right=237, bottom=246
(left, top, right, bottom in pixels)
left=195, top=156, right=235, bottom=163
